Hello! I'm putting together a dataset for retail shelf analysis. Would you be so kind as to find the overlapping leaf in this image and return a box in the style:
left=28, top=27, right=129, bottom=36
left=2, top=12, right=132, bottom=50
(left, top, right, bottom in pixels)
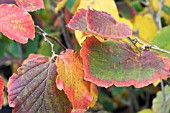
left=0, top=4, right=35, bottom=44
left=68, top=9, right=132, bottom=39
left=0, top=76, right=4, bottom=109
left=56, top=49, right=98, bottom=111
left=8, top=55, right=72, bottom=113
left=152, top=85, right=170, bottom=113
left=16, top=0, right=44, bottom=12
left=80, top=36, right=170, bottom=88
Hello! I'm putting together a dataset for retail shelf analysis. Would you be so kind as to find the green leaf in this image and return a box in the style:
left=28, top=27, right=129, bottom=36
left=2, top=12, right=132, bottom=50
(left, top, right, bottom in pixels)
left=8, top=54, right=72, bottom=113
left=8, top=40, right=22, bottom=59
left=0, top=38, right=5, bottom=58
left=25, top=35, right=40, bottom=58
left=152, top=85, right=170, bottom=113
left=38, top=38, right=60, bottom=56
left=80, top=36, right=170, bottom=88
left=152, top=25, right=170, bottom=59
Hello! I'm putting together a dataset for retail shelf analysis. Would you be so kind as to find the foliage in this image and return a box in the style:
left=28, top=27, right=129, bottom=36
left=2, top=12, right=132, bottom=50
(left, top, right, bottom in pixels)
left=0, top=0, right=170, bottom=113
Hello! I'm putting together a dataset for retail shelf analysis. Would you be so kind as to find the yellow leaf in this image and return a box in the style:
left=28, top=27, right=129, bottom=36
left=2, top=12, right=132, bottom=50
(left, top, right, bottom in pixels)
left=149, top=0, right=160, bottom=13
left=164, top=0, right=170, bottom=7
left=54, top=0, right=68, bottom=13
left=138, top=109, right=153, bottom=113
left=77, top=0, right=119, bottom=20
left=133, top=14, right=157, bottom=42
left=75, top=30, right=88, bottom=46
left=75, top=0, right=119, bottom=46
left=153, top=79, right=161, bottom=87
left=70, top=0, right=81, bottom=13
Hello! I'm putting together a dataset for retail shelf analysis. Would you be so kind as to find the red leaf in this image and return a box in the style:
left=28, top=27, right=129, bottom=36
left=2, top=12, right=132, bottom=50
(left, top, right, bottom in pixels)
left=56, top=49, right=98, bottom=111
left=68, top=9, right=132, bottom=39
left=15, top=0, right=44, bottom=12
left=0, top=76, right=4, bottom=109
left=0, top=4, right=35, bottom=44
left=0, top=0, right=16, bottom=4
left=67, top=9, right=88, bottom=32
left=80, top=36, right=170, bottom=88
left=8, top=55, right=72, bottom=113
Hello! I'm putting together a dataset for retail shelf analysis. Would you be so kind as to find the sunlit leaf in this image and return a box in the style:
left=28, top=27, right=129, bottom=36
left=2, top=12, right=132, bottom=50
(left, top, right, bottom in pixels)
left=77, top=0, right=119, bottom=20
left=54, top=0, right=67, bottom=13
left=152, top=25, right=170, bottom=59
left=149, top=0, right=160, bottom=13
left=133, top=14, right=157, bottom=42
left=138, top=109, right=153, bottom=113
left=68, top=9, right=132, bottom=39
left=152, top=85, right=170, bottom=113
left=16, top=0, right=44, bottom=12
left=80, top=36, right=170, bottom=88
left=0, top=76, right=4, bottom=109
left=56, top=49, right=98, bottom=111
left=8, top=55, right=72, bottom=113
left=0, top=4, right=35, bottom=44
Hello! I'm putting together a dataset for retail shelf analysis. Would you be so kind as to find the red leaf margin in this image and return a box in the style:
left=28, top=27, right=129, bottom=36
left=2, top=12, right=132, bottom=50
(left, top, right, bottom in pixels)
left=80, top=36, right=170, bottom=88
left=0, top=4, right=35, bottom=44
left=0, top=76, right=4, bottom=109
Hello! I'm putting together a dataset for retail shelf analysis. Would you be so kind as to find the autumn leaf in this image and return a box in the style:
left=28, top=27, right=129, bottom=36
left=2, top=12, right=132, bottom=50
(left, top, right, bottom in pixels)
left=80, top=36, right=170, bottom=88
left=77, top=0, right=119, bottom=20
left=8, top=55, right=72, bottom=113
left=0, top=76, right=4, bottom=109
left=68, top=9, right=132, bottom=39
left=0, top=4, right=35, bottom=44
left=0, top=0, right=16, bottom=4
left=56, top=49, right=98, bottom=111
left=133, top=13, right=157, bottom=42
left=152, top=85, right=170, bottom=113
left=74, top=0, right=120, bottom=45
left=54, top=0, right=67, bottom=13
left=15, top=0, right=44, bottom=12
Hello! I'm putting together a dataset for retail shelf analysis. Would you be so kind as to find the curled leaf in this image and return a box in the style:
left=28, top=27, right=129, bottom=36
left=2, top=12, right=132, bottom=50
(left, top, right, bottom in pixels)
left=68, top=9, right=132, bottom=39
left=8, top=55, right=72, bottom=113
left=0, top=4, right=35, bottom=44
left=56, top=49, right=98, bottom=111
left=80, top=36, right=170, bottom=88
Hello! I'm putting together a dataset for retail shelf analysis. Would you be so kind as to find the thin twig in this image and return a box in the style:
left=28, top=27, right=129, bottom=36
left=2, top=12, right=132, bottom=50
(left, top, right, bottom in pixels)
left=161, top=80, right=166, bottom=113
left=59, top=8, right=72, bottom=49
left=163, top=79, right=170, bottom=87
left=127, top=37, right=141, bottom=55
left=35, top=25, right=67, bottom=50
left=151, top=45, right=170, bottom=54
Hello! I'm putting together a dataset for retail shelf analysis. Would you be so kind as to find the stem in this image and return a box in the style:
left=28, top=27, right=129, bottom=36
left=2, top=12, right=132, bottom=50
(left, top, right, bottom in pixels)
left=127, top=37, right=141, bottom=55
left=163, top=79, right=170, bottom=87
left=59, top=8, right=72, bottom=49
left=161, top=80, right=166, bottom=113
left=35, top=25, right=67, bottom=50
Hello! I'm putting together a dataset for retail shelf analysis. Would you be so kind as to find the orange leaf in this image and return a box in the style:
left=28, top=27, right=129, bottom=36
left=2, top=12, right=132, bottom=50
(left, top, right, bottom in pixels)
left=56, top=49, right=98, bottom=111
left=0, top=4, right=35, bottom=44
